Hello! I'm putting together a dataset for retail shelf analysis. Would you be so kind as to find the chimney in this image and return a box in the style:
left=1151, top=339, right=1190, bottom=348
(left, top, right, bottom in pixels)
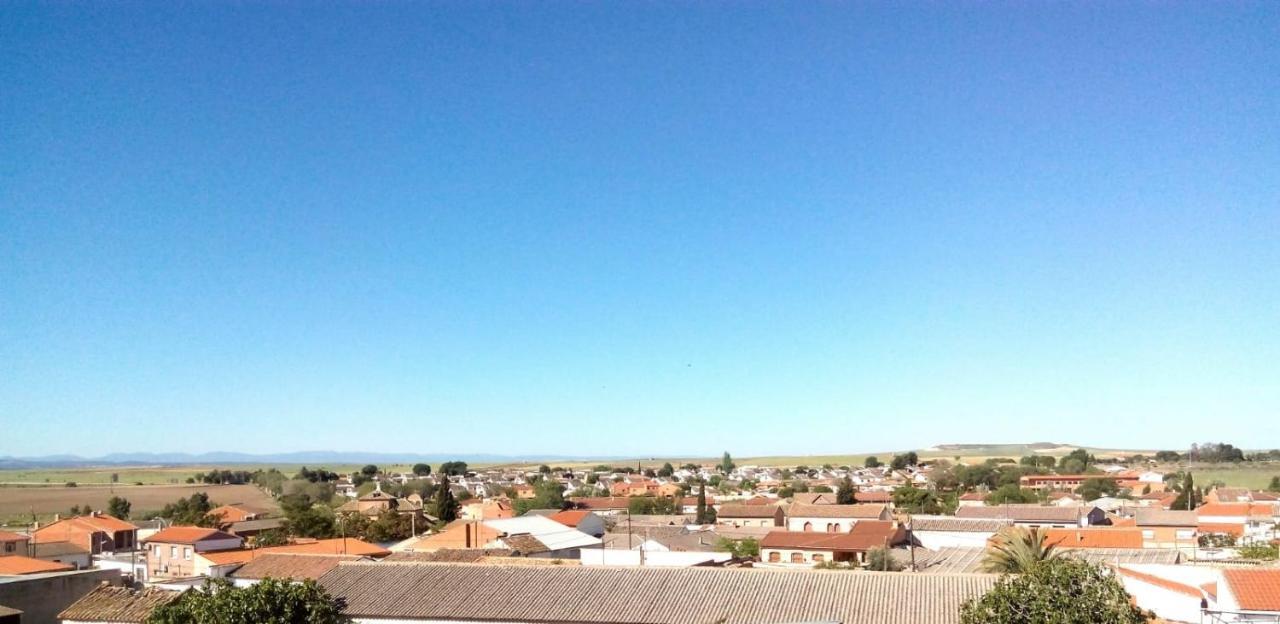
left=53, top=514, right=60, bottom=522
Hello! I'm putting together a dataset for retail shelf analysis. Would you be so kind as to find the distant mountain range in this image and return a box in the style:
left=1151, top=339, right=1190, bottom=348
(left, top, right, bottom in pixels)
left=0, top=451, right=629, bottom=469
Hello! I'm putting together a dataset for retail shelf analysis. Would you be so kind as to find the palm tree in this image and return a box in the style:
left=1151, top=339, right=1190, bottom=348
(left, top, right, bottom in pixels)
left=980, top=527, right=1060, bottom=573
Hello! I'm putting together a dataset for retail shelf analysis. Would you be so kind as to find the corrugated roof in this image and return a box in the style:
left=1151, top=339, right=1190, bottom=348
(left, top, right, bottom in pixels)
left=384, top=549, right=515, bottom=563
left=57, top=584, right=179, bottom=622
left=1132, top=509, right=1197, bottom=527
left=320, top=562, right=997, bottom=624
left=909, top=516, right=1012, bottom=533
left=907, top=547, right=1181, bottom=574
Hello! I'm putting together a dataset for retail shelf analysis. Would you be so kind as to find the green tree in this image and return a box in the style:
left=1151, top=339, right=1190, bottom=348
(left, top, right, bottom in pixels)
left=714, top=537, right=759, bottom=558
left=432, top=475, right=460, bottom=522
left=1077, top=478, right=1119, bottom=501
left=835, top=477, right=856, bottom=505
left=159, top=492, right=218, bottom=527
left=538, top=464, right=551, bottom=474
left=893, top=484, right=942, bottom=514
left=281, top=493, right=336, bottom=539
left=514, top=478, right=566, bottom=515
left=960, top=558, right=1149, bottom=624
left=628, top=496, right=679, bottom=515
left=984, top=484, right=1038, bottom=506
left=360, top=465, right=379, bottom=478
left=253, top=529, right=289, bottom=547
left=1170, top=472, right=1201, bottom=511
left=107, top=496, right=132, bottom=520
left=412, top=463, right=432, bottom=476
left=658, top=462, right=675, bottom=478
left=439, top=461, right=469, bottom=476
left=719, top=452, right=735, bottom=474
left=695, top=480, right=715, bottom=524
left=865, top=546, right=902, bottom=571
left=864, top=456, right=882, bottom=468
left=148, top=578, right=349, bottom=624
left=980, top=528, right=1060, bottom=574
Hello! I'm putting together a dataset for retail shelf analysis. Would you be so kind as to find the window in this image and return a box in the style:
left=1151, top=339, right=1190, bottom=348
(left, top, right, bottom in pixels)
left=1176, top=530, right=1194, bottom=540
left=184, top=547, right=192, bottom=560
left=768, top=551, right=780, bottom=562
left=803, top=522, right=813, bottom=532
left=826, top=523, right=836, bottom=533
left=170, top=546, right=177, bottom=558
left=1142, top=530, right=1155, bottom=539
left=790, top=552, right=804, bottom=563
left=3, top=543, right=12, bottom=553
left=812, top=554, right=825, bottom=562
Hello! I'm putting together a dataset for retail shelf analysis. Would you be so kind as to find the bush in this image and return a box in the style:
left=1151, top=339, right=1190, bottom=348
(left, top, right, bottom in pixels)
left=1238, top=544, right=1279, bottom=560
left=960, top=559, right=1150, bottom=624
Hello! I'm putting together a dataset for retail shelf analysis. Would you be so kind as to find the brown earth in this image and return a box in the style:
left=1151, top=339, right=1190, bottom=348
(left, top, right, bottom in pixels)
left=0, top=483, right=278, bottom=519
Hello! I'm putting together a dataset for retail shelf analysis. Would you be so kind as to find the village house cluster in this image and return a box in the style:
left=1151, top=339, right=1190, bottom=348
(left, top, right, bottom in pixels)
left=2, top=452, right=1279, bottom=624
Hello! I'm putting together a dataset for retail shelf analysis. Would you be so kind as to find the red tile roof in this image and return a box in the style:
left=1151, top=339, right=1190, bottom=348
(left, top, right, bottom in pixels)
left=1197, top=523, right=1244, bottom=537
left=0, top=554, right=74, bottom=575
left=1224, top=569, right=1280, bottom=612
left=547, top=510, right=591, bottom=528
left=144, top=526, right=239, bottom=545
left=0, top=531, right=29, bottom=542
left=760, top=522, right=905, bottom=552
left=199, top=537, right=390, bottom=566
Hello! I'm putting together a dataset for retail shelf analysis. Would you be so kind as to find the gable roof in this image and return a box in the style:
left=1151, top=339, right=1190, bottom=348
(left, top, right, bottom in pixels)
left=319, top=562, right=996, bottom=624
left=717, top=504, right=781, bottom=518
left=198, top=537, right=389, bottom=566
left=760, top=522, right=905, bottom=552
left=228, top=554, right=363, bottom=581
left=0, top=555, right=74, bottom=575
left=1223, top=569, right=1280, bottom=612
left=0, top=531, right=28, bottom=542
left=955, top=505, right=1086, bottom=523
left=144, top=526, right=239, bottom=545
left=547, top=510, right=593, bottom=528
left=1132, top=509, right=1197, bottom=527
left=787, top=503, right=887, bottom=519
left=57, top=584, right=180, bottom=622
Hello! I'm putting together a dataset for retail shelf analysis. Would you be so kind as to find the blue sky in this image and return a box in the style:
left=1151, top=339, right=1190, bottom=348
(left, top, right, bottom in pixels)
left=2, top=3, right=1277, bottom=458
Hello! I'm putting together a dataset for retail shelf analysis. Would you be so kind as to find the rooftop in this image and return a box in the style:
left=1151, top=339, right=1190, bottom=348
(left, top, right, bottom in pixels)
left=319, top=562, right=996, bottom=624
left=58, top=584, right=179, bottom=623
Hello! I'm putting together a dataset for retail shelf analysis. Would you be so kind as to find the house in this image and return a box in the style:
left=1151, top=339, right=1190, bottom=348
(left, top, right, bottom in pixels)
left=318, top=561, right=997, bottom=624
left=142, top=526, right=243, bottom=580
left=0, top=533, right=28, bottom=557
left=853, top=490, right=893, bottom=505
left=793, top=492, right=837, bottom=505
left=30, top=541, right=92, bottom=570
left=1196, top=502, right=1276, bottom=544
left=759, top=521, right=906, bottom=566
left=0, top=555, right=74, bottom=575
left=1019, top=474, right=1117, bottom=492
left=404, top=516, right=600, bottom=559
left=715, top=504, right=784, bottom=528
left=31, top=513, right=138, bottom=554
left=1131, top=509, right=1198, bottom=550
left=224, top=518, right=286, bottom=540
left=785, top=503, right=891, bottom=533
left=567, top=497, right=632, bottom=515
left=1212, top=568, right=1280, bottom=620
left=196, top=538, right=390, bottom=577
left=336, top=484, right=428, bottom=519
left=546, top=510, right=606, bottom=538
left=1042, top=527, right=1144, bottom=549
left=610, top=479, right=661, bottom=497
left=908, top=516, right=1013, bottom=550
left=58, top=584, right=181, bottom=624
left=957, top=492, right=986, bottom=508
left=209, top=503, right=272, bottom=525
left=461, top=499, right=514, bottom=520
left=954, top=504, right=1103, bottom=528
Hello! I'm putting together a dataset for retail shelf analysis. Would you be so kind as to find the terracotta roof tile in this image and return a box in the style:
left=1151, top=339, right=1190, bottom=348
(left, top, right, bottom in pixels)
left=787, top=503, right=888, bottom=519
left=547, top=510, right=591, bottom=528
left=144, top=526, right=239, bottom=545
left=1223, top=569, right=1280, bottom=612
left=1044, top=528, right=1144, bottom=549
left=57, top=585, right=180, bottom=622
left=229, top=554, right=363, bottom=580
left=760, top=522, right=905, bottom=552
left=0, top=555, right=74, bottom=575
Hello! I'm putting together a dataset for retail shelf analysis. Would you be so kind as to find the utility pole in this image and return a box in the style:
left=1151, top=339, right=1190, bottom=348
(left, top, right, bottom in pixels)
left=908, top=513, right=917, bottom=572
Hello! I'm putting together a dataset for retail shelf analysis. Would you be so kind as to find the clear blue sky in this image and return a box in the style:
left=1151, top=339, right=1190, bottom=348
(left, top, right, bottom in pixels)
left=2, top=3, right=1277, bottom=459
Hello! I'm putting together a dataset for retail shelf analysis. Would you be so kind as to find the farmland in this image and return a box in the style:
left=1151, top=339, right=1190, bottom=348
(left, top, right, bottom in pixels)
left=0, top=483, right=278, bottom=527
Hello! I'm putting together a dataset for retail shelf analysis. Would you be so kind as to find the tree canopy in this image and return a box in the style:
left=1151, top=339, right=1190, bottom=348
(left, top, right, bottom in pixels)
left=159, top=492, right=217, bottom=527
left=961, top=558, right=1150, bottom=624
left=147, top=578, right=349, bottom=624
left=107, top=496, right=131, bottom=520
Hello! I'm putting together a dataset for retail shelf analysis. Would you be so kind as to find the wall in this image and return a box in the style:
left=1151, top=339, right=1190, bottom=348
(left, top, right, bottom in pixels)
left=912, top=531, right=993, bottom=550
left=786, top=517, right=855, bottom=533
left=0, top=568, right=121, bottom=624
